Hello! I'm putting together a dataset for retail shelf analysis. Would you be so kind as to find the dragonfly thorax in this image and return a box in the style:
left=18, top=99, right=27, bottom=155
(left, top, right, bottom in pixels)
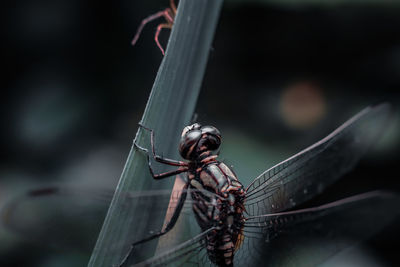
left=179, top=123, right=221, bottom=160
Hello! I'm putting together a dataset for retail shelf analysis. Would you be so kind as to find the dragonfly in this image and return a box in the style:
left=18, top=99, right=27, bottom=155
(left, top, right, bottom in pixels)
left=2, top=103, right=399, bottom=267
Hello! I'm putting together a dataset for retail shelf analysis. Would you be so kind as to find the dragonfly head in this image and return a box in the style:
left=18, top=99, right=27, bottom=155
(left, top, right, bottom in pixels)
left=179, top=123, right=221, bottom=160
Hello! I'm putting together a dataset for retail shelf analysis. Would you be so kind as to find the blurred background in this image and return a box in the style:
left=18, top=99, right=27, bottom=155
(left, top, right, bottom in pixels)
left=1, top=0, right=400, bottom=266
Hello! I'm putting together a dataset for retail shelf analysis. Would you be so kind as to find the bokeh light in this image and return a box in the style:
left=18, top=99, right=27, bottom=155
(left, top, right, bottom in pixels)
left=280, top=81, right=326, bottom=130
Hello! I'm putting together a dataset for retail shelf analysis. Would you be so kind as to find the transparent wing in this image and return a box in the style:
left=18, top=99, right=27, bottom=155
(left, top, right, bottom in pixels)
left=1, top=186, right=198, bottom=253
left=239, top=191, right=400, bottom=267
left=132, top=227, right=216, bottom=267
left=245, top=103, right=391, bottom=216
left=1, top=186, right=112, bottom=253
left=3, top=186, right=398, bottom=266
left=0, top=186, right=215, bottom=266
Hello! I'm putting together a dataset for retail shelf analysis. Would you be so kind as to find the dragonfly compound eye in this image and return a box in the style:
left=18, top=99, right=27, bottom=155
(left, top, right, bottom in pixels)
left=179, top=129, right=202, bottom=159
left=200, top=126, right=221, bottom=151
left=179, top=124, right=221, bottom=160
left=200, top=126, right=221, bottom=138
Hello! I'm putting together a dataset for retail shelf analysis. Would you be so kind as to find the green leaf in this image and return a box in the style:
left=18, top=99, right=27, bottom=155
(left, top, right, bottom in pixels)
left=87, top=0, right=223, bottom=266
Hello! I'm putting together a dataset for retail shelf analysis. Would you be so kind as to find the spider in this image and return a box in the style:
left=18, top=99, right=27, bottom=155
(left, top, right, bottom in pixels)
left=131, top=0, right=177, bottom=55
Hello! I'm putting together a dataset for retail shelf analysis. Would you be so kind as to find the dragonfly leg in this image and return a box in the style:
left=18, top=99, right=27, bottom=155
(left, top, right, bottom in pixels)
left=148, top=164, right=188, bottom=180
left=117, top=182, right=189, bottom=266
left=134, top=142, right=188, bottom=179
left=137, top=123, right=188, bottom=166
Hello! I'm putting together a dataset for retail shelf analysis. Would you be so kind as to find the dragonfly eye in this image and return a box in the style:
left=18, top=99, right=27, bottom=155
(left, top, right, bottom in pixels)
left=179, top=124, right=221, bottom=160
left=200, top=126, right=221, bottom=151
left=179, top=130, right=202, bottom=159
left=201, top=126, right=221, bottom=138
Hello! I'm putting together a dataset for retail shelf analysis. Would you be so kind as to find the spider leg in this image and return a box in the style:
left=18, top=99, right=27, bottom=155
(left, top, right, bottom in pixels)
left=118, top=181, right=189, bottom=267
left=131, top=8, right=173, bottom=47
left=155, top=22, right=173, bottom=55
left=137, top=123, right=188, bottom=167
left=170, top=0, right=177, bottom=14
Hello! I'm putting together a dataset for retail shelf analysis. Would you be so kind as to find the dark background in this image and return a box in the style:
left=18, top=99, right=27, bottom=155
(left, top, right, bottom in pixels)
left=1, top=0, right=400, bottom=266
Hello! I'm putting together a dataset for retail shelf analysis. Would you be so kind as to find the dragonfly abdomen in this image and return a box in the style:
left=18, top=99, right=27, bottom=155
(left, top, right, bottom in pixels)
left=189, top=161, right=245, bottom=266
left=207, top=232, right=235, bottom=266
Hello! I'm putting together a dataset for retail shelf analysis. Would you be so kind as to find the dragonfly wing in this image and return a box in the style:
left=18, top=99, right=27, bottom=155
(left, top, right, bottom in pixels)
left=245, top=103, right=391, bottom=216
left=1, top=186, right=226, bottom=266
left=1, top=186, right=112, bottom=253
left=1, top=186, right=197, bottom=254
left=241, top=191, right=400, bottom=267
left=133, top=227, right=216, bottom=267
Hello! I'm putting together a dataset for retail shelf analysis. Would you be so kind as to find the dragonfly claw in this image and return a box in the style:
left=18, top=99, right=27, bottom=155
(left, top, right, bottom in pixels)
left=134, top=141, right=148, bottom=154
left=138, top=122, right=153, bottom=132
